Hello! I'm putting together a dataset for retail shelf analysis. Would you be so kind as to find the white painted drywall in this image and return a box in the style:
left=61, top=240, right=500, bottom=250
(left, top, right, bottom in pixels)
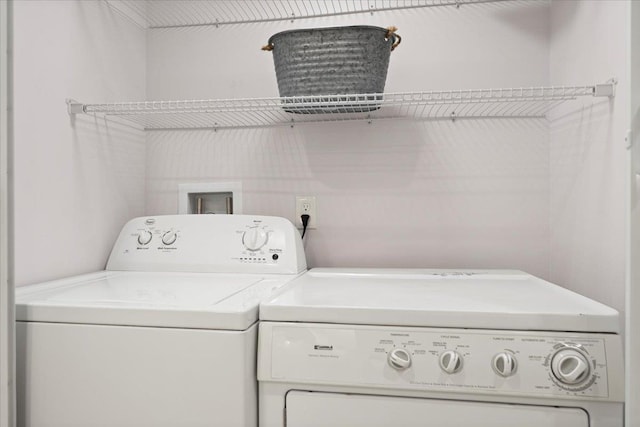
left=11, top=0, right=627, bottom=311
left=147, top=2, right=550, bottom=98
left=548, top=0, right=629, bottom=315
left=0, top=1, right=14, bottom=425
left=145, top=2, right=552, bottom=276
left=628, top=1, right=640, bottom=425
left=12, top=1, right=146, bottom=286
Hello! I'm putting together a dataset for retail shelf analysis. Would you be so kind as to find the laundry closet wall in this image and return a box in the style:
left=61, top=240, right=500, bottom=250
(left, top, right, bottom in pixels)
left=145, top=1, right=629, bottom=314
left=10, top=1, right=630, bottom=319
left=146, top=2, right=553, bottom=281
left=12, top=1, right=146, bottom=286
left=548, top=1, right=629, bottom=318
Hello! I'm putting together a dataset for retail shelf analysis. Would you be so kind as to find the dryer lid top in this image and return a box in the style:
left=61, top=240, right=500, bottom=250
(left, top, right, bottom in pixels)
left=259, top=268, right=620, bottom=333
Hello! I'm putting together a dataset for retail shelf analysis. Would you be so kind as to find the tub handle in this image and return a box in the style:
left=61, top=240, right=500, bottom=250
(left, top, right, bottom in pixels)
left=386, top=26, right=402, bottom=51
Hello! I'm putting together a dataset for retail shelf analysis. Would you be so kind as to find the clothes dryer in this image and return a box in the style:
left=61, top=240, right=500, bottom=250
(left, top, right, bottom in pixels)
left=258, top=268, right=623, bottom=427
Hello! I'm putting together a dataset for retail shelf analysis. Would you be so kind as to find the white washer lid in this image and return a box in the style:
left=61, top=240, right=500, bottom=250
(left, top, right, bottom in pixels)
left=16, top=270, right=300, bottom=330
left=260, top=268, right=620, bottom=333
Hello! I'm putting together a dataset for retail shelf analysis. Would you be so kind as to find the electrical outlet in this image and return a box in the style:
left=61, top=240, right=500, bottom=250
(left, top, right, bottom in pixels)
left=295, top=196, right=317, bottom=229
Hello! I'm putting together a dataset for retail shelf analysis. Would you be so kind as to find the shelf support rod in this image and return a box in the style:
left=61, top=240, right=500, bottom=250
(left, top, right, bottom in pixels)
left=66, top=99, right=85, bottom=115
left=594, top=78, right=617, bottom=98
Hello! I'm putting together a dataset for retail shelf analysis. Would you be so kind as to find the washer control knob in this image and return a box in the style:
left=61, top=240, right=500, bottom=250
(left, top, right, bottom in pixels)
left=161, top=231, right=177, bottom=246
left=137, top=230, right=153, bottom=246
left=439, top=350, right=463, bottom=374
left=551, top=348, right=591, bottom=385
left=242, top=227, right=268, bottom=251
left=387, top=348, right=412, bottom=370
left=492, top=352, right=517, bottom=377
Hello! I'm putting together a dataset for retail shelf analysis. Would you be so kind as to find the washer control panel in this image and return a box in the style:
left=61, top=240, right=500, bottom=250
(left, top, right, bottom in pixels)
left=107, top=215, right=306, bottom=274
left=261, top=323, right=624, bottom=402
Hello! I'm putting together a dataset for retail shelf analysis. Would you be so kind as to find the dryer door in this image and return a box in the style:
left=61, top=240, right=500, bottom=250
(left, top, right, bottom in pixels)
left=285, top=391, right=588, bottom=427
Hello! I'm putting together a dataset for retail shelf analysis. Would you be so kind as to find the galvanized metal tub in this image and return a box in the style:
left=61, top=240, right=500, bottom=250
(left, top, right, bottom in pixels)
left=263, top=25, right=401, bottom=114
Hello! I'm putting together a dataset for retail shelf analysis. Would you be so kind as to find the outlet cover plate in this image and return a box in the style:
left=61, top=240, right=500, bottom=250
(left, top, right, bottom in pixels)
left=295, top=196, right=317, bottom=229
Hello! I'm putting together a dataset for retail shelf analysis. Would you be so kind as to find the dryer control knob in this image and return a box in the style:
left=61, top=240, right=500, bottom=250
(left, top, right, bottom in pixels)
left=551, top=348, right=591, bottom=385
left=161, top=231, right=177, bottom=245
left=492, top=352, right=517, bottom=377
left=439, top=350, right=463, bottom=374
left=137, top=230, right=153, bottom=246
left=242, top=227, right=268, bottom=251
left=388, top=348, right=412, bottom=370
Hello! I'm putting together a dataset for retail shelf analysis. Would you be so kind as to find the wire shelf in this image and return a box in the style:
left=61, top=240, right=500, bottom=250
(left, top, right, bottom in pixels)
left=68, top=83, right=614, bottom=131
left=104, top=0, right=506, bottom=29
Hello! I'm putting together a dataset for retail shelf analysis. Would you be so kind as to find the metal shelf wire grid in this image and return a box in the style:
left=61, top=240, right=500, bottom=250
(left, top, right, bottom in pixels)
left=74, top=85, right=605, bottom=131
left=105, top=0, right=505, bottom=28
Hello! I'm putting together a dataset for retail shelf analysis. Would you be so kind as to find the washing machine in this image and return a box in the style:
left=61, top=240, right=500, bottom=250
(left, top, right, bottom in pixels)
left=258, top=268, right=624, bottom=426
left=16, top=214, right=306, bottom=427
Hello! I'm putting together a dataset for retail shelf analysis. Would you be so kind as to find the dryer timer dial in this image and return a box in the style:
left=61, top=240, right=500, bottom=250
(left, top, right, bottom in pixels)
left=551, top=348, right=591, bottom=385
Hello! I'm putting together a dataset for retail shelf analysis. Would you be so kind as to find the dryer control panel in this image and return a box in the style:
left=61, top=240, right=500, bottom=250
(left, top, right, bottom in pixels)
left=258, top=322, right=624, bottom=402
left=107, top=215, right=306, bottom=274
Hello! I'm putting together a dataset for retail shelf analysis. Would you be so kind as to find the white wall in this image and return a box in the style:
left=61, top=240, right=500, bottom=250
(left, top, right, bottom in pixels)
left=12, top=1, right=146, bottom=286
left=0, top=1, right=13, bottom=425
left=11, top=0, right=625, bottom=305
left=628, top=1, right=640, bottom=425
left=145, top=2, right=553, bottom=275
left=548, top=1, right=629, bottom=314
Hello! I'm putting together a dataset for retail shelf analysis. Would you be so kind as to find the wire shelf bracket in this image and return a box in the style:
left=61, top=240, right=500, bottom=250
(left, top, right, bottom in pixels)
left=67, top=80, right=617, bottom=131
left=66, top=99, right=85, bottom=115
left=594, top=78, right=617, bottom=97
